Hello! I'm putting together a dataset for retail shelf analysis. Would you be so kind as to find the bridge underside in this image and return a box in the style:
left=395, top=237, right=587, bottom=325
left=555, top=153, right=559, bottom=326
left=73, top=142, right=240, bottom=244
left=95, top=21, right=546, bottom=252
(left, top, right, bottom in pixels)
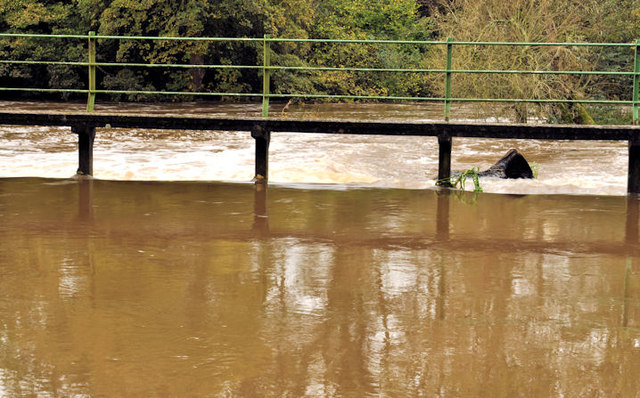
left=1, top=111, right=640, bottom=193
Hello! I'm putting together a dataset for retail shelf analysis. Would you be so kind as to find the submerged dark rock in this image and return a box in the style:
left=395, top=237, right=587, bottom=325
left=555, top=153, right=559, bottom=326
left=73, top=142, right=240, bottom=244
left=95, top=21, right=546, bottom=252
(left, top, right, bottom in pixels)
left=477, top=149, right=534, bottom=179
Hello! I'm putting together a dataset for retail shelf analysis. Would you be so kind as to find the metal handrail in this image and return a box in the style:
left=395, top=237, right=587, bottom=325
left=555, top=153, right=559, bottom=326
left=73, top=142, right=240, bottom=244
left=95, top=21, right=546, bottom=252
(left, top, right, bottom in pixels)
left=0, top=32, right=638, bottom=121
left=4, top=59, right=637, bottom=75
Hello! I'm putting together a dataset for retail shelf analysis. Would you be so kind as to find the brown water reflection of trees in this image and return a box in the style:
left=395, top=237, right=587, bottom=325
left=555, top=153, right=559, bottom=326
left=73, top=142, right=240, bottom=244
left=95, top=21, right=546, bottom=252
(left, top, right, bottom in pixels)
left=0, top=179, right=639, bottom=396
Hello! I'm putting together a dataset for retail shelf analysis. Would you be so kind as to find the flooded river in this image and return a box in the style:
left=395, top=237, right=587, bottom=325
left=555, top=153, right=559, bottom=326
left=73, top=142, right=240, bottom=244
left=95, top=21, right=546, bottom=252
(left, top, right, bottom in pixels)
left=0, top=179, right=638, bottom=396
left=0, top=101, right=639, bottom=396
left=0, top=101, right=630, bottom=195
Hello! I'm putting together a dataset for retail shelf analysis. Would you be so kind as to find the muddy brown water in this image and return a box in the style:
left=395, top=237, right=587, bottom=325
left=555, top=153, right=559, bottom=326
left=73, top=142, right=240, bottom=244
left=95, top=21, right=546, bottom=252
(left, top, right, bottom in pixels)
left=0, top=178, right=639, bottom=396
left=1, top=101, right=639, bottom=396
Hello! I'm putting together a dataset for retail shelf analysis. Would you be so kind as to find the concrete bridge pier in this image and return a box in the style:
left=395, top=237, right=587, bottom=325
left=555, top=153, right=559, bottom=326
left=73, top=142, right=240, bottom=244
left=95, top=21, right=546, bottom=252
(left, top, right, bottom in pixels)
left=72, top=124, right=96, bottom=176
left=629, top=136, right=640, bottom=194
left=252, top=124, right=270, bottom=183
left=437, top=133, right=452, bottom=186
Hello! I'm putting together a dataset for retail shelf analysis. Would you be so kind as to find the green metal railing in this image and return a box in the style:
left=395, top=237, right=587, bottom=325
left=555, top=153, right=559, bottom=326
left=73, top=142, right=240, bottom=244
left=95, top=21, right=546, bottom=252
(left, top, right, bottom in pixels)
left=1, top=32, right=639, bottom=122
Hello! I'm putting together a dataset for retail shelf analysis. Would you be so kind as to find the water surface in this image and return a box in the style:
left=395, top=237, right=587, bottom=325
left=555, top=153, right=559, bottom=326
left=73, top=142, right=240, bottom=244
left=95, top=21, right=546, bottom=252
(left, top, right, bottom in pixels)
left=0, top=101, right=630, bottom=195
left=0, top=178, right=639, bottom=396
left=1, top=101, right=639, bottom=396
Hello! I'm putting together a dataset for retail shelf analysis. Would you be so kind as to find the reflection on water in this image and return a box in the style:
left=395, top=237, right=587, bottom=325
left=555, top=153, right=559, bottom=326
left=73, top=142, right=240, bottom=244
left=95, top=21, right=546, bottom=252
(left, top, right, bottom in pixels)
left=0, top=178, right=639, bottom=396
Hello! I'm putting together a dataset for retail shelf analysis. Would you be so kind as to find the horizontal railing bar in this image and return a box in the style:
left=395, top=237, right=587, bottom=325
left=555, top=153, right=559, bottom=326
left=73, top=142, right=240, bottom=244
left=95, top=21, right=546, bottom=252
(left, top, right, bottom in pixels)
left=268, top=38, right=446, bottom=45
left=0, top=33, right=86, bottom=39
left=266, top=93, right=632, bottom=104
left=0, top=87, right=630, bottom=104
left=450, top=41, right=635, bottom=47
left=0, top=87, right=89, bottom=93
left=451, top=97, right=633, bottom=104
left=268, top=65, right=636, bottom=76
left=449, top=69, right=635, bottom=76
left=0, top=33, right=635, bottom=48
left=94, top=35, right=263, bottom=42
left=266, top=38, right=635, bottom=47
left=0, top=60, right=90, bottom=66
left=2, top=60, right=634, bottom=77
left=0, top=60, right=260, bottom=69
left=0, top=87, right=259, bottom=97
left=93, top=89, right=261, bottom=97
left=270, top=93, right=445, bottom=101
left=0, top=33, right=263, bottom=42
left=94, top=62, right=258, bottom=69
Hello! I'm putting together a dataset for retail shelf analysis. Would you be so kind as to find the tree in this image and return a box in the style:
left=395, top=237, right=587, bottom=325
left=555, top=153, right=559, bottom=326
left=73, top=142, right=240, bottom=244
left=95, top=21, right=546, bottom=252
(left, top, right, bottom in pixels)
left=0, top=0, right=88, bottom=98
left=424, top=0, right=623, bottom=123
left=1, top=0, right=435, bottom=103
left=582, top=0, right=640, bottom=109
left=300, top=0, right=433, bottom=99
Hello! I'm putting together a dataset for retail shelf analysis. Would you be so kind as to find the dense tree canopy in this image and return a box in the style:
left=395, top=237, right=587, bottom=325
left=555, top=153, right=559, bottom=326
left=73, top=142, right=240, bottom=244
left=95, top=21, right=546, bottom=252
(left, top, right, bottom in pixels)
left=0, top=0, right=431, bottom=101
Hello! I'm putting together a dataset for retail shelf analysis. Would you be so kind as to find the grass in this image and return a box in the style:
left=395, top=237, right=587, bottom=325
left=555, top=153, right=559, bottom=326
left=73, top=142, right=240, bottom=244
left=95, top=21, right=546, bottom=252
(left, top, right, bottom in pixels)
left=437, top=168, right=483, bottom=193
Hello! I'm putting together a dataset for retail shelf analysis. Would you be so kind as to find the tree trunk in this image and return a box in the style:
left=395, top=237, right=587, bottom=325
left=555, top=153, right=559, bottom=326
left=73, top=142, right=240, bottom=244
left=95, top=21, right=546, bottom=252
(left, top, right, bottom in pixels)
left=190, top=53, right=205, bottom=92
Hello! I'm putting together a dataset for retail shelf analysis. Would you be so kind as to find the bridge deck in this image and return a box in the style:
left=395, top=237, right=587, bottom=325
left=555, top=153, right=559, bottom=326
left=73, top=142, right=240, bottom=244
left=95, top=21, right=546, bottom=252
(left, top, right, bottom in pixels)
left=1, top=111, right=640, bottom=193
left=1, top=110, right=640, bottom=139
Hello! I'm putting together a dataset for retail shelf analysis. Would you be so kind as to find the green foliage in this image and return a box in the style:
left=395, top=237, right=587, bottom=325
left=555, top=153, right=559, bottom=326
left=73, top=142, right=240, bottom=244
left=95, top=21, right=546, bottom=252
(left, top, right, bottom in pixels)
left=582, top=0, right=640, bottom=102
left=530, top=164, right=539, bottom=179
left=304, top=0, right=432, bottom=99
left=424, top=0, right=640, bottom=124
left=0, top=0, right=88, bottom=97
left=0, top=0, right=72, bottom=31
left=101, top=68, right=158, bottom=101
left=438, top=168, right=483, bottom=193
left=584, top=104, right=633, bottom=125
left=2, top=0, right=640, bottom=109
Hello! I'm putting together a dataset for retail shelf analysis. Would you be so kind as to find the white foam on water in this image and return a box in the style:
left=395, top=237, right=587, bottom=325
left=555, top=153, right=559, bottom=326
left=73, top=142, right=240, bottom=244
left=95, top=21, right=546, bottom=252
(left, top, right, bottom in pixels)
left=0, top=103, right=632, bottom=196
left=92, top=135, right=255, bottom=182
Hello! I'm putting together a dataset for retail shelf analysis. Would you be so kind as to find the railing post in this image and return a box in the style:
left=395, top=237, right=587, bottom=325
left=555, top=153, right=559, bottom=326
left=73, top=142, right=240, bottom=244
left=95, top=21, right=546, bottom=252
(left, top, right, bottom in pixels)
left=86, top=31, right=96, bottom=112
left=629, top=41, right=640, bottom=189
left=262, top=34, right=271, bottom=117
left=633, top=40, right=640, bottom=124
left=444, top=37, right=453, bottom=121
